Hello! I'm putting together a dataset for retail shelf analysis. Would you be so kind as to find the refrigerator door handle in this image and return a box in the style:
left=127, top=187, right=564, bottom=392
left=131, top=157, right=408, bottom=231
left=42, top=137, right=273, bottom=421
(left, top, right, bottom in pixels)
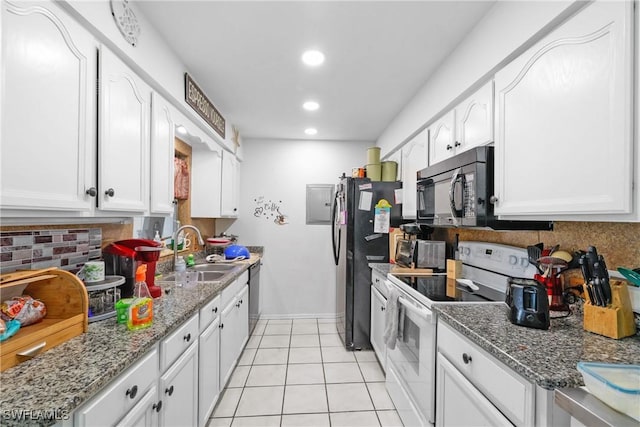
left=331, top=190, right=341, bottom=265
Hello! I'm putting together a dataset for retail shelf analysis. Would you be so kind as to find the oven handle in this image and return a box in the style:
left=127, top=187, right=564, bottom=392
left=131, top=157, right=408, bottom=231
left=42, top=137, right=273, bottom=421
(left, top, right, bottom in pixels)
left=397, top=295, right=432, bottom=322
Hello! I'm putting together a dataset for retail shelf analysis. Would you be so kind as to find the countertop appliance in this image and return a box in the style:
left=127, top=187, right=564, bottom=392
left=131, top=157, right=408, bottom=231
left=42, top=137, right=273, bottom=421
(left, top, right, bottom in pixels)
left=384, top=241, right=538, bottom=426
left=248, top=260, right=261, bottom=335
left=332, top=175, right=401, bottom=350
left=103, top=239, right=163, bottom=298
left=416, top=146, right=552, bottom=230
left=507, top=278, right=550, bottom=329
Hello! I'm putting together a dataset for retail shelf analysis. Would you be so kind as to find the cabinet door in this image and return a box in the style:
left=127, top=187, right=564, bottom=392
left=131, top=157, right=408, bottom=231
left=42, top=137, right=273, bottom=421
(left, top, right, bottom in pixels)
left=456, top=81, right=494, bottom=153
left=401, top=129, right=428, bottom=219
left=159, top=341, right=199, bottom=427
left=236, top=284, right=249, bottom=353
left=1, top=0, right=97, bottom=213
left=494, top=1, right=633, bottom=218
left=191, top=147, right=223, bottom=218
left=115, top=386, right=159, bottom=427
left=98, top=46, right=150, bottom=213
left=219, top=298, right=237, bottom=388
left=436, top=353, right=513, bottom=427
left=198, top=318, right=220, bottom=427
left=220, top=151, right=238, bottom=217
left=428, top=111, right=455, bottom=166
left=150, top=92, right=175, bottom=214
left=370, top=286, right=386, bottom=371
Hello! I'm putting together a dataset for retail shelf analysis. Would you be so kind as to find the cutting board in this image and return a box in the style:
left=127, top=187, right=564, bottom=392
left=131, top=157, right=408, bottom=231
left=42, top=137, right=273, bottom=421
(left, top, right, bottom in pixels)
left=390, top=266, right=434, bottom=276
left=389, top=228, right=404, bottom=263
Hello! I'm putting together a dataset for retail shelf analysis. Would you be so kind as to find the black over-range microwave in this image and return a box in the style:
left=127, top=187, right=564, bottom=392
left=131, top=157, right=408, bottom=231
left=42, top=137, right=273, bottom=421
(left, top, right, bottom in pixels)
left=416, top=146, right=552, bottom=230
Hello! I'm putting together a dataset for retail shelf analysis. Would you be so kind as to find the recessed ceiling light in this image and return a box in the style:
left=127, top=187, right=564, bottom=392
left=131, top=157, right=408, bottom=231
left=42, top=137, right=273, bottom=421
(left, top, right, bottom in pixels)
left=303, top=101, right=320, bottom=111
left=304, top=128, right=318, bottom=136
left=302, top=50, right=325, bottom=66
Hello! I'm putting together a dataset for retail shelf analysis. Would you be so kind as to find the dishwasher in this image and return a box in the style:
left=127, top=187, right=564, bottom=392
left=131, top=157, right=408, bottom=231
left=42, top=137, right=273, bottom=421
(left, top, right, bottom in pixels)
left=248, top=261, right=261, bottom=334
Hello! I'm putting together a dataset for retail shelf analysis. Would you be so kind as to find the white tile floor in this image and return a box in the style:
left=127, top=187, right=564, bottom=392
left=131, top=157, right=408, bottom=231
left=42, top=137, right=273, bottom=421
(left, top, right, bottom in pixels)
left=207, top=318, right=403, bottom=427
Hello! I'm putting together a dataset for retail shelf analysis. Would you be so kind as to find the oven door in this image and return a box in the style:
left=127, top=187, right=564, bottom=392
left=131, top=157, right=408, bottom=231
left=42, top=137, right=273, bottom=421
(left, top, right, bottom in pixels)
left=386, top=287, right=436, bottom=425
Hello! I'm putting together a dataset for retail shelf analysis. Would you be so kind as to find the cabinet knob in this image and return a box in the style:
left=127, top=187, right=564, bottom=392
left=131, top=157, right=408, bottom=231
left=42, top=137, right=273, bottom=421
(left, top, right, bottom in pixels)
left=213, top=307, right=218, bottom=313
left=153, top=401, right=163, bottom=412
left=126, top=385, right=138, bottom=399
left=85, top=187, right=97, bottom=197
left=454, top=141, right=461, bottom=147
left=462, top=353, right=472, bottom=364
left=183, top=333, right=191, bottom=342
left=446, top=144, right=453, bottom=150
left=489, top=195, right=499, bottom=204
left=219, top=323, right=224, bottom=329
left=236, top=302, right=241, bottom=308
left=105, top=188, right=115, bottom=197
left=381, top=306, right=385, bottom=311
left=233, top=208, right=238, bottom=212
left=165, top=385, right=174, bottom=396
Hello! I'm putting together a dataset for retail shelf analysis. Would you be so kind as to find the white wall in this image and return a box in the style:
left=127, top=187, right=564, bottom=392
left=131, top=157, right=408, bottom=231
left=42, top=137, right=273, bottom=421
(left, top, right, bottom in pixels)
left=377, top=0, right=581, bottom=157
left=225, top=139, right=372, bottom=318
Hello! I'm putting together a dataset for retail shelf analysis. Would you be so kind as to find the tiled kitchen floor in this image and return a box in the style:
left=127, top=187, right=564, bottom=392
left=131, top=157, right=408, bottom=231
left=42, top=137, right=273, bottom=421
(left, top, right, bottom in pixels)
left=207, top=318, right=403, bottom=427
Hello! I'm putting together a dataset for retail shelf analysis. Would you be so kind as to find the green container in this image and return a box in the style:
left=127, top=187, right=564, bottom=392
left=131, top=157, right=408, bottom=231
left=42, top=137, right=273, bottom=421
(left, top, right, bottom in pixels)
left=366, top=163, right=382, bottom=181
left=367, top=147, right=381, bottom=165
left=115, top=298, right=134, bottom=324
left=382, top=161, right=398, bottom=181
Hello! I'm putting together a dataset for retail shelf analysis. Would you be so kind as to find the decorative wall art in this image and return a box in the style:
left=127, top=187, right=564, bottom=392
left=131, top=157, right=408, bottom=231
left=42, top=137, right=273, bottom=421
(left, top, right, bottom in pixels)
left=253, top=196, right=289, bottom=225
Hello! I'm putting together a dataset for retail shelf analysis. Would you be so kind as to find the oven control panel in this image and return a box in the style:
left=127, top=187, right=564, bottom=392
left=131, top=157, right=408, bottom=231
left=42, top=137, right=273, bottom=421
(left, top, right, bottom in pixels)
left=458, top=241, right=537, bottom=278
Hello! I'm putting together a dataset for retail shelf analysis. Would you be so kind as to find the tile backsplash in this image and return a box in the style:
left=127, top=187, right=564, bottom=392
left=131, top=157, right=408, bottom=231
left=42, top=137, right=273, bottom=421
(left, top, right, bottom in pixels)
left=0, top=228, right=102, bottom=274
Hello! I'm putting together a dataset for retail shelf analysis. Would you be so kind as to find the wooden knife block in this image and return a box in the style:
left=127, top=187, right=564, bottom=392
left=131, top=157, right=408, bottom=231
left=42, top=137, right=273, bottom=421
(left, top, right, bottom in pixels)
left=582, top=280, right=636, bottom=339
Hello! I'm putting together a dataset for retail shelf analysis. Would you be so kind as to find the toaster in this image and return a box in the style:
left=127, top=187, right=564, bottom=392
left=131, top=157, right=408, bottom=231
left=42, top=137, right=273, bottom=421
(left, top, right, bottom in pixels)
left=506, top=278, right=550, bottom=330
left=412, top=240, right=446, bottom=270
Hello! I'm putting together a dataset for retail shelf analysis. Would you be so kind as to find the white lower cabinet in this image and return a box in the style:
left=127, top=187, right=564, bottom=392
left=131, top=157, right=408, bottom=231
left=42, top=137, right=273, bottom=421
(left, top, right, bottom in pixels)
left=74, top=346, right=159, bottom=426
left=115, top=386, right=160, bottom=427
left=198, top=296, right=221, bottom=427
left=370, top=286, right=387, bottom=372
left=436, top=321, right=534, bottom=426
left=219, top=283, right=249, bottom=388
left=436, top=353, right=512, bottom=427
left=158, top=341, right=199, bottom=427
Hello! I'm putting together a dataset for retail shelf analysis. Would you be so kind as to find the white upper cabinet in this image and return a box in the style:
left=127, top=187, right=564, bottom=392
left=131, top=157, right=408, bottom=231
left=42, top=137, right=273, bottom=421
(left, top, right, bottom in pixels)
left=401, top=129, right=428, bottom=219
left=191, top=146, right=223, bottom=218
left=98, top=46, right=151, bottom=213
left=494, top=1, right=633, bottom=219
left=150, top=92, right=175, bottom=215
left=0, top=0, right=97, bottom=214
left=220, top=151, right=240, bottom=217
left=429, top=111, right=456, bottom=166
left=430, top=81, right=494, bottom=166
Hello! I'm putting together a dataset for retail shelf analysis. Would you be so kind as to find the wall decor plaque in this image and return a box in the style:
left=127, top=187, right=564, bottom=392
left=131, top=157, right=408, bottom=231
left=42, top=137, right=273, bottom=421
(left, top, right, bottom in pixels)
left=185, top=73, right=225, bottom=139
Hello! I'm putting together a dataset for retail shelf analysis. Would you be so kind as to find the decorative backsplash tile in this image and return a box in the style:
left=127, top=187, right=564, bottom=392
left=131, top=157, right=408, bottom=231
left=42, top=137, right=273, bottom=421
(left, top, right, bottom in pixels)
left=0, top=228, right=102, bottom=274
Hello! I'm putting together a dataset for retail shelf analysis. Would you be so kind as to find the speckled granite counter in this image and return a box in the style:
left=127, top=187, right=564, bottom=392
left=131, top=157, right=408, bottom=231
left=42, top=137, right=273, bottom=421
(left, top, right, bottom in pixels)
left=0, top=255, right=261, bottom=427
left=434, top=303, right=640, bottom=390
left=370, top=262, right=393, bottom=276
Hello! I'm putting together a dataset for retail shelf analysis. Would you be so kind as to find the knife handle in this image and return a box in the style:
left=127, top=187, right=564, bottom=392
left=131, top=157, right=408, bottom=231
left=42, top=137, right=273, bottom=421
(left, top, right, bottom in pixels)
left=579, top=256, right=591, bottom=282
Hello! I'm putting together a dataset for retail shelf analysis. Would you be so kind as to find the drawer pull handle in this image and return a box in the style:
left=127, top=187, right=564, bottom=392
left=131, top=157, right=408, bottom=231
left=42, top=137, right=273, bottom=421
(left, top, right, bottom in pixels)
left=183, top=333, right=191, bottom=342
left=165, top=385, right=174, bottom=396
left=462, top=353, right=472, bottom=364
left=126, top=385, right=138, bottom=399
left=153, top=401, right=162, bottom=412
left=17, top=342, right=46, bottom=358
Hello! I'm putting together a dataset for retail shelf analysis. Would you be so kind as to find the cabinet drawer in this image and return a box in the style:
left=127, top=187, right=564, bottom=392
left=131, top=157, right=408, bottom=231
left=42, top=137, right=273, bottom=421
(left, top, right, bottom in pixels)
left=199, top=295, right=221, bottom=332
left=75, top=346, right=158, bottom=426
left=221, top=270, right=248, bottom=309
left=437, top=322, right=534, bottom=426
left=160, top=314, right=199, bottom=372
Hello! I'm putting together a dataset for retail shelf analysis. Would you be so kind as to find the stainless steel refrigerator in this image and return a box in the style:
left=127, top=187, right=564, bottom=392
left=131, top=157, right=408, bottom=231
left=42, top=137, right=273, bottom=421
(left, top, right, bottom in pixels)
left=332, top=176, right=402, bottom=350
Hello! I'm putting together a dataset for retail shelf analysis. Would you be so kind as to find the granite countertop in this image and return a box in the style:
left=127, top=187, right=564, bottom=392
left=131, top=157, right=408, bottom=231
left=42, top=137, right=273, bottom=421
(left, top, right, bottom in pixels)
left=0, top=253, right=262, bottom=427
left=370, top=263, right=394, bottom=276
left=434, top=303, right=640, bottom=390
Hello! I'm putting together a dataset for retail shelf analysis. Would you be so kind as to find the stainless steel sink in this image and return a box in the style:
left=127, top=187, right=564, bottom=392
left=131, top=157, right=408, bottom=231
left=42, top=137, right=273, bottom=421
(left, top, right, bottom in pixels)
left=192, top=263, right=237, bottom=272
left=158, top=269, right=228, bottom=284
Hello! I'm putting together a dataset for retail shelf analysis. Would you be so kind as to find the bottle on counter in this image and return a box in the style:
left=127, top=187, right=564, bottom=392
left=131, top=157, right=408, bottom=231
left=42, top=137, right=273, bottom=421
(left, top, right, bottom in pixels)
left=186, top=253, right=195, bottom=268
left=128, top=265, right=153, bottom=331
left=175, top=256, right=186, bottom=287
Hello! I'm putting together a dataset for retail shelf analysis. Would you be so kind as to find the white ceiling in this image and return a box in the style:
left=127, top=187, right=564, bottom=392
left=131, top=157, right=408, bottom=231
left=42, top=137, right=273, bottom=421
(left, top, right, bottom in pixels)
left=136, top=1, right=495, bottom=142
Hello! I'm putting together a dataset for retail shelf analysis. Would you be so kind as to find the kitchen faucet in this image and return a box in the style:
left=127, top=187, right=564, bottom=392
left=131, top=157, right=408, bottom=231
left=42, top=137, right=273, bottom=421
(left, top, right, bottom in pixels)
left=173, top=224, right=205, bottom=270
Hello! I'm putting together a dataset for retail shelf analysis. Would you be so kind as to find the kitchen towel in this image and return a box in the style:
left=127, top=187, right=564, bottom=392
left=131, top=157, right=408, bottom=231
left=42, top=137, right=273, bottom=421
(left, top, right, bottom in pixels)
left=383, top=288, right=404, bottom=350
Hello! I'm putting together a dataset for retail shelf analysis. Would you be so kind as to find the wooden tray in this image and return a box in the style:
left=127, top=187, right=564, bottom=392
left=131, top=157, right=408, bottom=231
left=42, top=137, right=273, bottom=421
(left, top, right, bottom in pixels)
left=0, top=268, right=88, bottom=371
left=390, top=266, right=434, bottom=276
